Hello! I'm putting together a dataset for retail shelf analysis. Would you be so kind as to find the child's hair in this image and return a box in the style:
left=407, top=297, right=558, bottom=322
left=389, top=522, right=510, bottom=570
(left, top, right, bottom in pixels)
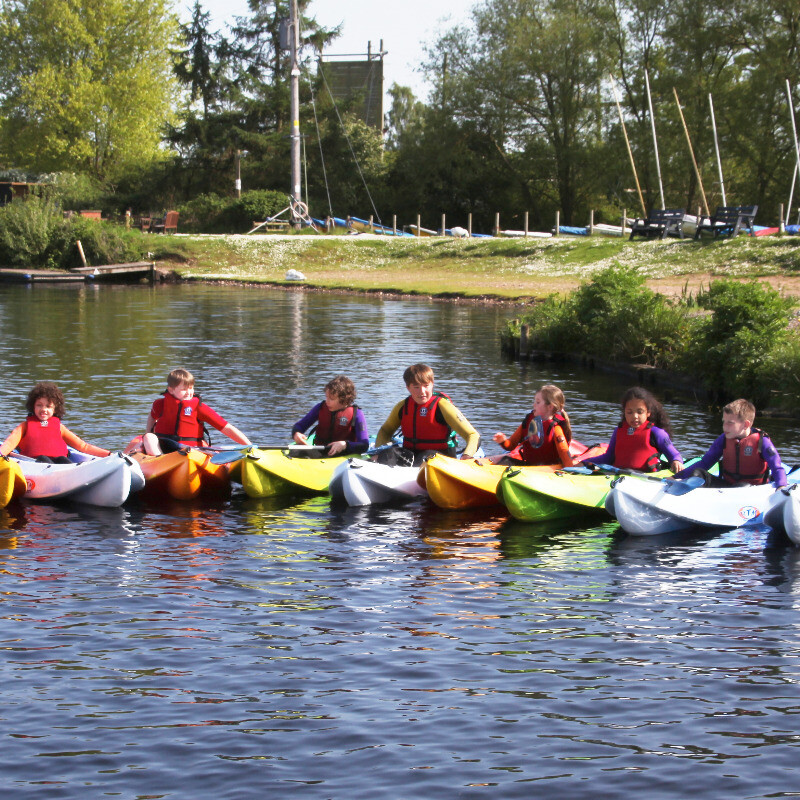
left=538, top=384, right=571, bottom=441
left=619, top=386, right=672, bottom=436
left=723, top=398, right=756, bottom=424
left=403, top=363, right=435, bottom=386
left=325, top=375, right=356, bottom=406
left=167, top=368, right=195, bottom=388
left=26, top=381, right=65, bottom=418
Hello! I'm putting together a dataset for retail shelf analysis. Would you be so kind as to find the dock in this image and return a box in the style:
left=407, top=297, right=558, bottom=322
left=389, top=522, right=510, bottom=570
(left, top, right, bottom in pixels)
left=0, top=261, right=158, bottom=284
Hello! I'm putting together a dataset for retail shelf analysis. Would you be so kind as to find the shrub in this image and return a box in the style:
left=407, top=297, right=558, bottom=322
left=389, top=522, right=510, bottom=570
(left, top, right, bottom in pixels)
left=177, top=190, right=288, bottom=233
left=0, top=196, right=64, bottom=267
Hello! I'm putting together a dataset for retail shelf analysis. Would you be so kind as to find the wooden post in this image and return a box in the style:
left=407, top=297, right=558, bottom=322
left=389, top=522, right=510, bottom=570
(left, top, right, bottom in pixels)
left=524, top=211, right=529, bottom=237
left=622, top=208, right=627, bottom=236
left=441, top=213, right=446, bottom=236
left=392, top=215, right=397, bottom=236
left=589, top=209, right=594, bottom=236
left=369, top=215, right=374, bottom=233
left=76, top=240, right=88, bottom=268
left=416, top=214, right=421, bottom=237
left=674, top=87, right=709, bottom=217
left=520, top=325, right=530, bottom=358
left=780, top=204, right=785, bottom=234
left=494, top=212, right=500, bottom=236
left=555, top=211, right=560, bottom=236
left=468, top=213, right=472, bottom=237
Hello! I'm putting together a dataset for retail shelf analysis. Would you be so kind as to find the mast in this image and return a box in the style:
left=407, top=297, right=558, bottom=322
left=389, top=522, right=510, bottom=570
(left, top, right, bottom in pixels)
left=644, top=70, right=665, bottom=209
left=289, top=0, right=302, bottom=223
left=708, top=94, right=726, bottom=207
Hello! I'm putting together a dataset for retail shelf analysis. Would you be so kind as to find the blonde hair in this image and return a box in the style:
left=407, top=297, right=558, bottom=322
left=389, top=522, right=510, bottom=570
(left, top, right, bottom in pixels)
left=538, top=384, right=571, bottom=441
left=723, top=398, right=756, bottom=424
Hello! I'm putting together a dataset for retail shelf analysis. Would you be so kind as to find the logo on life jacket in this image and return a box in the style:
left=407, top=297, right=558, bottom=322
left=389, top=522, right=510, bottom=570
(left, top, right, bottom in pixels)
left=184, top=407, right=193, bottom=416
left=626, top=427, right=635, bottom=435
left=743, top=446, right=754, bottom=456
left=527, top=416, right=545, bottom=448
left=420, top=408, right=429, bottom=416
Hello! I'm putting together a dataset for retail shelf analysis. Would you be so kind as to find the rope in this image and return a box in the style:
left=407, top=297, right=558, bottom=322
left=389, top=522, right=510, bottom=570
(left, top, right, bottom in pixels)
left=317, top=58, right=383, bottom=225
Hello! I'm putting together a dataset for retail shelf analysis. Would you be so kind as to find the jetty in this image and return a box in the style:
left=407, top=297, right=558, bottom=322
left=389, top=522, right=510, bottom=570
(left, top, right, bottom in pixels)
left=0, top=261, right=158, bottom=284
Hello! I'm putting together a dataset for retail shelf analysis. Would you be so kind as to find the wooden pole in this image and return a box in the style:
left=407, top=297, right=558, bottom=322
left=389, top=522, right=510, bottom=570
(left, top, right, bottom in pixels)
left=708, top=94, right=726, bottom=206
left=416, top=214, right=421, bottom=237
left=468, top=212, right=472, bottom=236
left=644, top=70, right=665, bottom=209
left=555, top=211, right=560, bottom=236
left=494, top=212, right=500, bottom=235
left=441, top=213, right=446, bottom=236
left=780, top=204, right=785, bottom=234
left=785, top=81, right=800, bottom=226
left=392, top=214, right=397, bottom=236
left=673, top=87, right=709, bottom=217
left=524, top=211, right=529, bottom=238
left=611, top=76, right=646, bottom=217
left=589, top=209, right=594, bottom=235
left=622, top=208, right=627, bottom=236
left=76, top=240, right=88, bottom=268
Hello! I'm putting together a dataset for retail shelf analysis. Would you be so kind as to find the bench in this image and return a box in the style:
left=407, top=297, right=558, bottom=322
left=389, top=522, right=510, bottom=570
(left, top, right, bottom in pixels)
left=151, top=210, right=179, bottom=234
left=252, top=220, right=290, bottom=232
left=629, top=209, right=685, bottom=240
left=694, top=205, right=757, bottom=239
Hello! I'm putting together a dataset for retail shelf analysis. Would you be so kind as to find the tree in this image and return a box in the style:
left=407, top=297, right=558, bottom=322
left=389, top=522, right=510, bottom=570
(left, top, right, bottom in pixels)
left=0, top=0, right=178, bottom=182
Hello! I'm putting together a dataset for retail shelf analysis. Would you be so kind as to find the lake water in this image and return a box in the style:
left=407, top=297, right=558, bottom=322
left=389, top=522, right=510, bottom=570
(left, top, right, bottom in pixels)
left=1, top=282, right=800, bottom=798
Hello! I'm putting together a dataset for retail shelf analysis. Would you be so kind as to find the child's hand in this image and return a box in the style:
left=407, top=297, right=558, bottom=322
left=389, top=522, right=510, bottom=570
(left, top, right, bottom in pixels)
left=669, top=460, right=683, bottom=473
left=293, top=432, right=307, bottom=445
left=492, top=431, right=506, bottom=444
left=327, top=440, right=346, bottom=456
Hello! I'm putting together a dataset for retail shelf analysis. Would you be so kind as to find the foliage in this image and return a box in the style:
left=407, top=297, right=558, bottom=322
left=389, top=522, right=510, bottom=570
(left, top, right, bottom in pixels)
left=177, top=190, right=287, bottom=232
left=0, top=0, right=178, bottom=182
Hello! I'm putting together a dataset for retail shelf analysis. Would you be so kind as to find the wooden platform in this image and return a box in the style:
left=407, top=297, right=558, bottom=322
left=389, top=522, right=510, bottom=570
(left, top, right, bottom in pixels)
left=0, top=261, right=157, bottom=284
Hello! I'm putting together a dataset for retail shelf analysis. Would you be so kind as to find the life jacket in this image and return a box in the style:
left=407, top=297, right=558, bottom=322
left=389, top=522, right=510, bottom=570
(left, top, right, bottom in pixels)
left=152, top=392, right=209, bottom=446
left=520, top=412, right=570, bottom=465
left=613, top=422, right=661, bottom=472
left=400, top=392, right=455, bottom=452
left=721, top=429, right=769, bottom=485
left=315, top=403, right=358, bottom=445
left=18, top=415, right=69, bottom=458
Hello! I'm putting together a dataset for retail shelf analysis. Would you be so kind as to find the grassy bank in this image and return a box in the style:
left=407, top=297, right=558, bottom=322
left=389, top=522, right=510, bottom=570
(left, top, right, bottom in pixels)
left=151, top=232, right=800, bottom=301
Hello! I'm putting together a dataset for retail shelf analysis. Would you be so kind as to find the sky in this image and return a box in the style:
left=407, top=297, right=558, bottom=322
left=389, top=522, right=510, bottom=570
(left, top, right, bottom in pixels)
left=181, top=0, right=468, bottom=101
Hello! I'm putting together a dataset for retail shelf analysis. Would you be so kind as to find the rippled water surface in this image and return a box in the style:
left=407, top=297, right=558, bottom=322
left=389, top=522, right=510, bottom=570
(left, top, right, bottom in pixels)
left=1, top=283, right=800, bottom=798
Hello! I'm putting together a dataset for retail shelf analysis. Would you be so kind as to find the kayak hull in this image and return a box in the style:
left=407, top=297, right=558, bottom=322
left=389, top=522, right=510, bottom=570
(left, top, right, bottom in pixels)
left=0, top=457, right=27, bottom=507
left=329, top=459, right=425, bottom=506
left=131, top=449, right=231, bottom=501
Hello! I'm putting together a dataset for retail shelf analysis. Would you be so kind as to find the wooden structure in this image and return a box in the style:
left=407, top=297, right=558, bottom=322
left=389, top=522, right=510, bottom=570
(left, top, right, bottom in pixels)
left=150, top=211, right=179, bottom=234
left=694, top=205, right=758, bottom=239
left=629, top=209, right=686, bottom=240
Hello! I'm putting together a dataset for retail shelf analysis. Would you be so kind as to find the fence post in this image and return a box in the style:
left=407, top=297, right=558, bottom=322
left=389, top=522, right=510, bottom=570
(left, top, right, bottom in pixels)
left=589, top=209, right=594, bottom=236
left=393, top=215, right=397, bottom=236
left=416, top=214, right=421, bottom=237
left=369, top=215, right=374, bottom=233
left=441, top=213, right=446, bottom=236
left=494, top=212, right=500, bottom=236
left=780, top=204, right=785, bottom=234
left=468, top=213, right=473, bottom=237
left=622, top=208, right=627, bottom=236
left=554, top=211, right=560, bottom=236
left=524, top=211, right=529, bottom=238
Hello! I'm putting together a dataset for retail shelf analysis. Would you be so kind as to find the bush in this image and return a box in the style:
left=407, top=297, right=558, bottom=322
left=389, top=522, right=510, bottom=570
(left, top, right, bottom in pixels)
left=177, top=190, right=288, bottom=233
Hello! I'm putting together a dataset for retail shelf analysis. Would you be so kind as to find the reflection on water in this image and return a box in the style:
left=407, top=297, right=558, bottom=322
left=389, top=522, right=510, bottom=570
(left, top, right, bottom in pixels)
left=0, top=284, right=799, bottom=797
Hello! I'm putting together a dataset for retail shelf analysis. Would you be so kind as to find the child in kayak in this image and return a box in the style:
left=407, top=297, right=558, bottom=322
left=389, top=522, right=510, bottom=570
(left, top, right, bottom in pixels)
left=292, top=375, right=369, bottom=457
left=673, top=398, right=786, bottom=487
left=0, top=381, right=111, bottom=463
left=373, top=363, right=480, bottom=466
left=132, top=368, right=251, bottom=456
left=585, top=386, right=683, bottom=472
left=493, top=383, right=574, bottom=466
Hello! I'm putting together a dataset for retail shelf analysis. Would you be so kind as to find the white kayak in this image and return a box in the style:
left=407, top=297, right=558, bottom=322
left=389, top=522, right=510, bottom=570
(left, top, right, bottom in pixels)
left=782, top=486, right=800, bottom=545
left=328, top=459, right=426, bottom=506
left=12, top=451, right=145, bottom=507
left=607, top=468, right=800, bottom=536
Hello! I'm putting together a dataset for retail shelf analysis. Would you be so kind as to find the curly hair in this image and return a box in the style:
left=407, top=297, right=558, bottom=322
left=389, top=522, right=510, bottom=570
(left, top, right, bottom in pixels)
left=619, top=386, right=672, bottom=436
left=26, top=381, right=65, bottom=418
left=325, top=375, right=357, bottom=406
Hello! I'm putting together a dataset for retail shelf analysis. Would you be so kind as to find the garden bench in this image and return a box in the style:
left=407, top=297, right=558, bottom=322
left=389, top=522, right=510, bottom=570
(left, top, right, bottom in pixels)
left=694, top=205, right=757, bottom=239
left=151, top=211, right=179, bottom=234
left=629, top=208, right=686, bottom=240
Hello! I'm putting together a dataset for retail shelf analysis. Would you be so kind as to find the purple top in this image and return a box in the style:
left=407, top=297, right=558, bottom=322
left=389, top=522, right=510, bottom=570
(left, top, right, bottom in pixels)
left=674, top=432, right=786, bottom=487
left=292, top=402, right=370, bottom=455
left=587, top=424, right=681, bottom=468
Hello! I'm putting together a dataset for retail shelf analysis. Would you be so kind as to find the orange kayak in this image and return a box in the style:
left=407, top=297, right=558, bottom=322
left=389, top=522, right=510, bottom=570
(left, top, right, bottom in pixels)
left=130, top=449, right=231, bottom=501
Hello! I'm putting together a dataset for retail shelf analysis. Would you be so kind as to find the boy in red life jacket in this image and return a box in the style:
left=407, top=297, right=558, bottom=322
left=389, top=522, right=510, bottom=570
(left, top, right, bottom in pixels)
left=373, top=363, right=480, bottom=467
left=133, top=368, right=251, bottom=456
left=674, top=398, right=786, bottom=488
left=292, top=375, right=369, bottom=457
left=0, top=381, right=111, bottom=463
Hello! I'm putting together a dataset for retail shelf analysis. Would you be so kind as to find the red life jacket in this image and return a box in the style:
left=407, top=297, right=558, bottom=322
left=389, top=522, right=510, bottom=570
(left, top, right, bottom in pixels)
left=315, top=403, right=358, bottom=445
left=152, top=393, right=208, bottom=446
left=520, top=412, right=570, bottom=465
left=721, top=429, right=768, bottom=485
left=18, top=415, right=69, bottom=458
left=400, top=393, right=454, bottom=452
left=613, top=422, right=661, bottom=472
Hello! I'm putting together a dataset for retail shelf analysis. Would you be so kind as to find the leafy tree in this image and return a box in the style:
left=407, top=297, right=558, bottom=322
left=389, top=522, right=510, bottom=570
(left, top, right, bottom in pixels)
left=0, top=0, right=178, bottom=182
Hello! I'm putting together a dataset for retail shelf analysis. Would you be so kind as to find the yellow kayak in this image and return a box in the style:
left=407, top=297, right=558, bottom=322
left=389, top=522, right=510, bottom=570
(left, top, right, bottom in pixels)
left=421, top=441, right=608, bottom=510
left=0, top=457, right=26, bottom=507
left=230, top=448, right=353, bottom=498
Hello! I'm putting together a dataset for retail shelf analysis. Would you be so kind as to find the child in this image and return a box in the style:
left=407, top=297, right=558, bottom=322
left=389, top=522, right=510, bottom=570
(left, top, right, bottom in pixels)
left=493, top=384, right=574, bottom=466
left=292, top=375, right=369, bottom=457
left=0, top=381, right=110, bottom=463
left=136, top=368, right=251, bottom=456
left=373, top=363, right=480, bottom=466
left=586, top=386, right=683, bottom=473
left=673, top=398, right=786, bottom=487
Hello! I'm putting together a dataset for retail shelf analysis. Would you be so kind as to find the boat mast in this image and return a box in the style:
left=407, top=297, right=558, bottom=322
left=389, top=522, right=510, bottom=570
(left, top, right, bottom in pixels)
left=708, top=94, right=726, bottom=207
left=289, top=0, right=302, bottom=223
left=785, top=80, right=800, bottom=227
left=644, top=70, right=665, bottom=210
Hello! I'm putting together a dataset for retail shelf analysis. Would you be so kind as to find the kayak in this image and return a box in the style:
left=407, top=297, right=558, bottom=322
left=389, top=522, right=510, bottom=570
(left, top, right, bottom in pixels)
left=422, top=441, right=607, bottom=510
left=328, top=459, right=425, bottom=506
left=496, top=465, right=677, bottom=522
left=11, top=451, right=145, bottom=507
left=781, top=486, right=800, bottom=545
left=130, top=448, right=231, bottom=501
left=0, top=457, right=26, bottom=507
left=229, top=448, right=353, bottom=498
left=607, top=467, right=800, bottom=535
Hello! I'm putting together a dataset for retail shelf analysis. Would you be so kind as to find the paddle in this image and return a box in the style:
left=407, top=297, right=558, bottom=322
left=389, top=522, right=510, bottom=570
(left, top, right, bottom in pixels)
left=209, top=444, right=326, bottom=464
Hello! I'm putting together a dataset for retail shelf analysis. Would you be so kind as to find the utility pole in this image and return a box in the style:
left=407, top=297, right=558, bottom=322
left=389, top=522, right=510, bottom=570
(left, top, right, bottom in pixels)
left=289, top=0, right=302, bottom=224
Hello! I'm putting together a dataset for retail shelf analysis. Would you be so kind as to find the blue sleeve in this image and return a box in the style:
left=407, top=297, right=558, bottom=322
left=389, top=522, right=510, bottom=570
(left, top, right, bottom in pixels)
left=292, top=402, right=324, bottom=436
left=344, top=408, right=370, bottom=454
left=650, top=426, right=682, bottom=463
left=761, top=434, right=787, bottom=487
left=585, top=428, right=618, bottom=465
left=674, top=433, right=725, bottom=479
